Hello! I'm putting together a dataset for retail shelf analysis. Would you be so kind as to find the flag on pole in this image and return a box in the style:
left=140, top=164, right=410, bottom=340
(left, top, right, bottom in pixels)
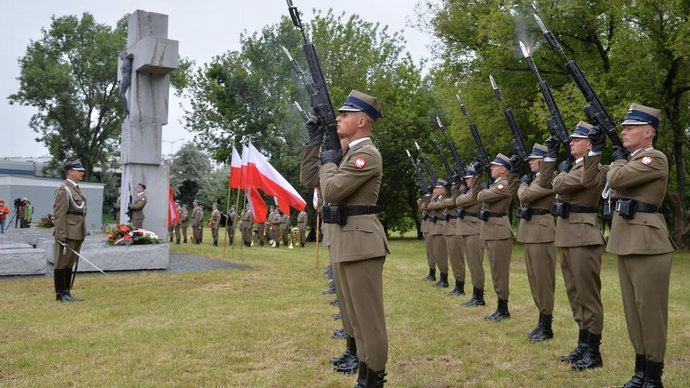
left=245, top=143, right=306, bottom=214
left=246, top=186, right=268, bottom=223
left=168, top=185, right=180, bottom=227
left=229, top=146, right=242, bottom=189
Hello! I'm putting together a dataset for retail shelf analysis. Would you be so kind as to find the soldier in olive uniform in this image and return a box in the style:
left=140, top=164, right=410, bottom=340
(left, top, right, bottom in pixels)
left=270, top=208, right=283, bottom=247
left=173, top=200, right=183, bottom=244
left=297, top=210, right=308, bottom=247
left=52, top=160, right=87, bottom=302
left=477, top=153, right=520, bottom=321
left=418, top=193, right=436, bottom=281
left=180, top=204, right=189, bottom=243
left=241, top=205, right=253, bottom=247
left=191, top=200, right=203, bottom=244
left=280, top=210, right=290, bottom=247
left=517, top=144, right=557, bottom=341
left=590, top=104, right=675, bottom=386
left=425, top=181, right=450, bottom=288
left=256, top=208, right=266, bottom=246
left=266, top=206, right=275, bottom=244
left=226, top=205, right=237, bottom=246
left=442, top=181, right=468, bottom=296
left=128, top=183, right=147, bottom=228
left=211, top=203, right=221, bottom=247
left=540, top=122, right=607, bottom=370
left=455, top=165, right=487, bottom=307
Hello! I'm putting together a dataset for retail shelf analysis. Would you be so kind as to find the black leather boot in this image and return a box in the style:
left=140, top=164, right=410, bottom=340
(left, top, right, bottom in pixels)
left=449, top=280, right=465, bottom=296
left=54, top=269, right=64, bottom=301
left=463, top=287, right=486, bottom=307
left=331, top=337, right=357, bottom=365
left=621, top=354, right=646, bottom=388
left=63, top=268, right=82, bottom=302
left=642, top=359, right=663, bottom=388
left=331, top=328, right=347, bottom=339
left=433, top=272, right=449, bottom=288
left=572, top=332, right=602, bottom=370
left=485, top=298, right=510, bottom=321
left=559, top=329, right=588, bottom=363
left=333, top=345, right=358, bottom=374
left=525, top=313, right=542, bottom=339
left=355, top=361, right=367, bottom=387
left=365, top=367, right=386, bottom=388
left=531, top=314, right=553, bottom=342
left=422, top=267, right=436, bottom=281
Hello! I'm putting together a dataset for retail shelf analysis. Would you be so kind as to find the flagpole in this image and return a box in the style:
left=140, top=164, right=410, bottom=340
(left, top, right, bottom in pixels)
left=223, top=184, right=232, bottom=258
left=238, top=191, right=247, bottom=260
left=231, top=187, right=242, bottom=260
left=315, top=210, right=320, bottom=268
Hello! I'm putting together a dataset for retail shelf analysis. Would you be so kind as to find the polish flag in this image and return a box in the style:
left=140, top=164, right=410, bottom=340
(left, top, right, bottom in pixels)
left=240, top=144, right=250, bottom=188
left=246, top=143, right=306, bottom=214
left=168, top=185, right=180, bottom=227
left=229, top=146, right=242, bottom=188
left=246, top=186, right=268, bottom=223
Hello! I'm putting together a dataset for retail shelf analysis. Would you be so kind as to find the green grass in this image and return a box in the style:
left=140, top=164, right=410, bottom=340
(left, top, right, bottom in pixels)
left=1, top=234, right=689, bottom=387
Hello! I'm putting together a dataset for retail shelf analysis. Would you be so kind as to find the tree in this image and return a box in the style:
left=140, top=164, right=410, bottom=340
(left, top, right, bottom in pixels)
left=8, top=13, right=127, bottom=180
left=169, top=143, right=212, bottom=205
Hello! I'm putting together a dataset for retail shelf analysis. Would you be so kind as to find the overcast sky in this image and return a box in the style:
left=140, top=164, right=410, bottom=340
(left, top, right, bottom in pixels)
left=0, top=0, right=436, bottom=158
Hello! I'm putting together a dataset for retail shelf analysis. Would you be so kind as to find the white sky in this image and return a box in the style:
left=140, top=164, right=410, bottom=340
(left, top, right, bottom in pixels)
left=0, top=0, right=436, bottom=158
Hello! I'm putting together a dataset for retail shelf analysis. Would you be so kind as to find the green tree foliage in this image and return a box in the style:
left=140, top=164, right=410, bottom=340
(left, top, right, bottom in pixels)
left=170, top=143, right=212, bottom=205
left=8, top=13, right=127, bottom=180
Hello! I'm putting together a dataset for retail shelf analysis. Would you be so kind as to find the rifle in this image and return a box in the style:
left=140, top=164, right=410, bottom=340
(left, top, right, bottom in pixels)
left=284, top=1, right=341, bottom=154
left=519, top=41, right=575, bottom=162
left=534, top=14, right=623, bottom=147
left=430, top=133, right=453, bottom=189
left=126, top=181, right=133, bottom=222
left=414, top=141, right=437, bottom=190
left=406, top=149, right=428, bottom=195
left=489, top=75, right=529, bottom=162
left=293, top=101, right=311, bottom=123
left=435, top=116, right=466, bottom=185
left=456, top=94, right=492, bottom=175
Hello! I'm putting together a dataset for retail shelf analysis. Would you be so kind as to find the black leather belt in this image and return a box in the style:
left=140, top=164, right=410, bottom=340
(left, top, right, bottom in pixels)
left=481, top=210, right=506, bottom=217
left=462, top=210, right=479, bottom=218
left=67, top=211, right=85, bottom=216
left=614, top=199, right=669, bottom=216
left=569, top=205, right=597, bottom=213
left=345, top=205, right=382, bottom=216
left=527, top=208, right=551, bottom=215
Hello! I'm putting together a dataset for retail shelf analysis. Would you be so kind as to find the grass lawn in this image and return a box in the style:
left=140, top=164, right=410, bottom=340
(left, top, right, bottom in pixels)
left=1, top=233, right=689, bottom=387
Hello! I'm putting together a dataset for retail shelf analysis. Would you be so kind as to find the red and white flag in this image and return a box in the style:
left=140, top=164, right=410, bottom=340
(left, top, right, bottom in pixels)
left=246, top=143, right=306, bottom=214
left=246, top=186, right=268, bottom=223
left=229, top=146, right=242, bottom=189
left=167, top=185, right=180, bottom=227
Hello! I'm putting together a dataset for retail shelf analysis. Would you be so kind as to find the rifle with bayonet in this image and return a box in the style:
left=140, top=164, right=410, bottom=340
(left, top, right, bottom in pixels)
left=436, top=116, right=467, bottom=183
left=489, top=75, right=529, bottom=162
left=284, top=1, right=341, bottom=154
left=456, top=94, right=492, bottom=177
left=415, top=141, right=437, bottom=192
left=519, top=41, right=576, bottom=163
left=430, top=133, right=453, bottom=190
left=534, top=14, right=622, bottom=148
left=406, top=149, right=428, bottom=195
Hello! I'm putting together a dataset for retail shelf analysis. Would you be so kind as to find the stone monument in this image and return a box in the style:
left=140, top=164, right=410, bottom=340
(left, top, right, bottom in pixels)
left=118, top=10, right=179, bottom=239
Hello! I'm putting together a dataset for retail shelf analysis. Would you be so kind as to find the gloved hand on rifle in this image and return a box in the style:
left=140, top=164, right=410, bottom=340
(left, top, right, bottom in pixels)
left=519, top=174, right=532, bottom=185
left=611, top=145, right=630, bottom=162
left=509, top=154, right=522, bottom=173
left=557, top=160, right=572, bottom=173
left=472, top=161, right=483, bottom=176
left=546, top=135, right=561, bottom=159
left=587, top=125, right=606, bottom=153
left=305, top=116, right=325, bottom=146
left=321, top=149, right=342, bottom=166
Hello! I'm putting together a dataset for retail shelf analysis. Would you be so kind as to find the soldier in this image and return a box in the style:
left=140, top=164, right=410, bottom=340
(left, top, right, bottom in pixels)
left=180, top=204, right=189, bottom=243
left=297, top=209, right=308, bottom=247
left=540, top=121, right=607, bottom=370
left=167, top=212, right=175, bottom=243
left=314, top=90, right=389, bottom=386
left=266, top=205, right=275, bottom=244
left=52, top=159, right=87, bottom=302
left=256, top=212, right=266, bottom=246
left=113, top=187, right=121, bottom=222
left=128, top=183, right=147, bottom=228
left=173, top=200, right=183, bottom=244
left=191, top=200, right=203, bottom=244
left=271, top=208, right=283, bottom=248
left=418, top=193, right=436, bottom=281
left=477, top=153, right=520, bottom=321
left=590, top=104, right=675, bottom=386
left=241, top=204, right=253, bottom=247
left=280, top=209, right=290, bottom=247
left=226, top=205, right=237, bottom=246
left=442, top=181, right=468, bottom=296
left=210, top=203, right=221, bottom=247
left=517, top=143, right=557, bottom=341
left=455, top=165, right=487, bottom=307
left=425, top=180, right=450, bottom=288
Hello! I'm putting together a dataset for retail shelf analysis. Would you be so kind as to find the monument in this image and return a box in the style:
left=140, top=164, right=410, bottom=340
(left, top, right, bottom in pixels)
left=117, top=10, right=179, bottom=239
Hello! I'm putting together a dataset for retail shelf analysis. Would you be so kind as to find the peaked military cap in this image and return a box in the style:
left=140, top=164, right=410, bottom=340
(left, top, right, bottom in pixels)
left=490, top=153, right=511, bottom=169
left=570, top=121, right=593, bottom=139
left=528, top=143, right=548, bottom=159
left=435, top=179, right=447, bottom=188
left=464, top=164, right=478, bottom=178
left=137, top=183, right=147, bottom=190
left=338, top=90, right=383, bottom=121
left=63, top=159, right=85, bottom=171
left=622, top=103, right=661, bottom=129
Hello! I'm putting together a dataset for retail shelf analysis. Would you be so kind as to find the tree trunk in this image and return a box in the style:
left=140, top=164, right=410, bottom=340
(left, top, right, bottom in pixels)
left=666, top=192, right=689, bottom=249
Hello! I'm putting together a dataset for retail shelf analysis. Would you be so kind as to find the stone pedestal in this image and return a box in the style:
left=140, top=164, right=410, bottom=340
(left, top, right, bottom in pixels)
left=44, top=239, right=170, bottom=272
left=0, top=248, right=47, bottom=275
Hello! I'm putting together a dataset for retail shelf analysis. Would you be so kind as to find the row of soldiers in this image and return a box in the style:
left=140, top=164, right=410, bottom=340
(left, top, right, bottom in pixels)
left=168, top=202, right=309, bottom=248
left=418, top=104, right=674, bottom=386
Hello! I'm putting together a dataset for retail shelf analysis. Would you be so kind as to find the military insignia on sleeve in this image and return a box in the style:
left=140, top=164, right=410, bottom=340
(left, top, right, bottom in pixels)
left=497, top=184, right=504, bottom=190
left=641, top=156, right=654, bottom=166
left=353, top=157, right=367, bottom=169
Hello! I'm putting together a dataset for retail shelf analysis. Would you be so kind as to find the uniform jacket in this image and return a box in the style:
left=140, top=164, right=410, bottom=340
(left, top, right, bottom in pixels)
left=426, top=193, right=448, bottom=236
left=53, top=180, right=87, bottom=241
left=191, top=206, right=203, bottom=227
left=604, top=149, right=675, bottom=255
left=300, top=144, right=322, bottom=188
left=270, top=211, right=282, bottom=227
left=280, top=214, right=290, bottom=230
left=226, top=210, right=235, bottom=228
left=440, top=189, right=461, bottom=236
left=129, top=192, right=147, bottom=223
left=173, top=205, right=183, bottom=226
left=455, top=176, right=484, bottom=236
left=320, top=138, right=389, bottom=263
left=211, top=209, right=221, bottom=229
left=241, top=210, right=253, bottom=229
left=517, top=173, right=556, bottom=243
left=297, top=211, right=308, bottom=229
left=477, top=174, right=518, bottom=240
left=540, top=157, right=607, bottom=247
left=179, top=207, right=189, bottom=226
left=418, top=195, right=431, bottom=234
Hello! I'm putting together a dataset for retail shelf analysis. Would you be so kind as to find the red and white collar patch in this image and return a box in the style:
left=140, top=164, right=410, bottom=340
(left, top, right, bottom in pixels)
left=640, top=156, right=654, bottom=166
left=497, top=184, right=504, bottom=190
left=353, top=157, right=367, bottom=169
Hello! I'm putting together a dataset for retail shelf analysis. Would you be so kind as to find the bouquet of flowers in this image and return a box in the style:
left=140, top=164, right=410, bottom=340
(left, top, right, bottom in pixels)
left=36, top=213, right=55, bottom=228
left=106, top=224, right=162, bottom=246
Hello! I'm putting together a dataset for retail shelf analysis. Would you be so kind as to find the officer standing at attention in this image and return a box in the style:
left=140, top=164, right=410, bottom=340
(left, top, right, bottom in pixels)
left=440, top=181, right=468, bottom=296
left=297, top=209, right=308, bottom=247
left=477, top=153, right=520, bottom=321
left=271, top=208, right=283, bottom=247
left=425, top=180, right=451, bottom=288
left=226, top=204, right=237, bottom=245
left=455, top=164, right=487, bottom=307
left=516, top=143, right=557, bottom=341
left=241, top=204, right=253, bottom=247
left=52, top=159, right=87, bottom=302
left=280, top=210, right=290, bottom=247
left=540, top=121, right=607, bottom=370
left=256, top=208, right=266, bottom=247
left=191, top=200, right=203, bottom=244
left=180, top=204, right=189, bottom=243
left=210, top=203, right=221, bottom=247
left=173, top=200, right=183, bottom=244
left=418, top=192, right=436, bottom=281
left=128, top=183, right=147, bottom=228
left=589, top=104, right=675, bottom=387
